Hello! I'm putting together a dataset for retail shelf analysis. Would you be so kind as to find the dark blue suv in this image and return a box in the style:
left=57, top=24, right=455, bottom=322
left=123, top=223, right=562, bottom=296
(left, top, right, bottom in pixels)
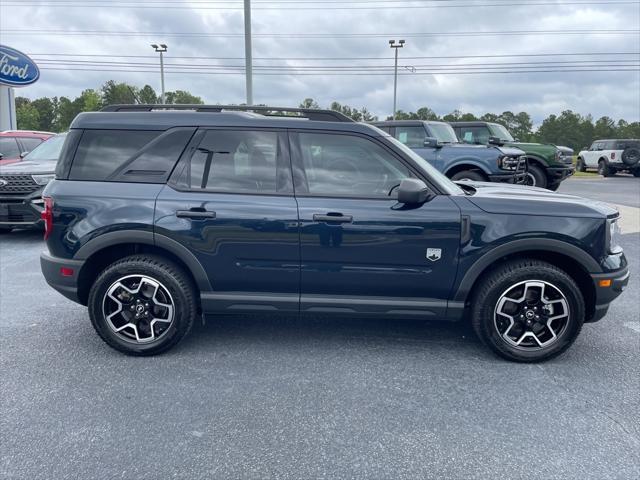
left=40, top=105, right=628, bottom=362
left=372, top=120, right=527, bottom=183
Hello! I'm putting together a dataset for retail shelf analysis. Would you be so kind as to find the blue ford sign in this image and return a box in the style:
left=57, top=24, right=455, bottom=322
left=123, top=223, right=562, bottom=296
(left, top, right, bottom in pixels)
left=0, top=45, right=40, bottom=87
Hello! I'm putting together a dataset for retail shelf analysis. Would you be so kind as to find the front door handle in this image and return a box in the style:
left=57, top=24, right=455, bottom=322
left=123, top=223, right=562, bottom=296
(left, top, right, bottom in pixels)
left=313, top=213, right=353, bottom=224
left=176, top=209, right=216, bottom=219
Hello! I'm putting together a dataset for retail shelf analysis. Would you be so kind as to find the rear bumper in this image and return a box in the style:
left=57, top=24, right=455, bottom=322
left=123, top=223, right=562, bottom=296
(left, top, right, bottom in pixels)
left=40, top=251, right=85, bottom=304
left=587, top=267, right=630, bottom=322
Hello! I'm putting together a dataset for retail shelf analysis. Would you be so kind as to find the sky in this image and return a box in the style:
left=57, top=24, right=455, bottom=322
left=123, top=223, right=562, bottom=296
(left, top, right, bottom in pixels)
left=1, top=0, right=639, bottom=124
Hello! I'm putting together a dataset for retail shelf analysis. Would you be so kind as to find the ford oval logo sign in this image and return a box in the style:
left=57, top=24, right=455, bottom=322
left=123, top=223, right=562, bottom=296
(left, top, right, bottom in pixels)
left=0, top=45, right=40, bottom=87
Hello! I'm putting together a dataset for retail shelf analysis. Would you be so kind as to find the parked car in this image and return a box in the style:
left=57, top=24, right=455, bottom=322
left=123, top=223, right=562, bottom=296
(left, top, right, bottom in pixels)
left=0, top=130, right=55, bottom=166
left=372, top=120, right=527, bottom=183
left=0, top=133, right=66, bottom=233
left=40, top=105, right=628, bottom=362
left=449, top=121, right=574, bottom=190
left=577, top=139, right=640, bottom=177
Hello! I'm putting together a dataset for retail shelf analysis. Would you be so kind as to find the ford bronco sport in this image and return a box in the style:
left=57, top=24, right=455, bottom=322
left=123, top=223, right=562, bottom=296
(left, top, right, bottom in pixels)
left=40, top=105, right=629, bottom=362
left=372, top=120, right=527, bottom=184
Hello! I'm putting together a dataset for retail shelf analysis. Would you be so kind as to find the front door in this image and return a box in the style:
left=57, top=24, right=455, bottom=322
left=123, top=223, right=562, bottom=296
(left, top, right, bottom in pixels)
left=155, top=128, right=300, bottom=313
left=290, top=130, right=461, bottom=319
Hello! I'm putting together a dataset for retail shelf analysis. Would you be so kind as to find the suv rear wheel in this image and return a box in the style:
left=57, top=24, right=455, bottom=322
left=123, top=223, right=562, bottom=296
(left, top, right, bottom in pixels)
left=471, top=259, right=584, bottom=362
left=598, top=159, right=613, bottom=177
left=88, top=254, right=197, bottom=355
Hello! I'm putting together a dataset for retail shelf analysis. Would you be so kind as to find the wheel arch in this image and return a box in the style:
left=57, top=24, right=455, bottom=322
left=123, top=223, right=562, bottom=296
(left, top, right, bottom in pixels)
left=444, top=161, right=491, bottom=179
left=74, top=231, right=211, bottom=306
left=454, top=240, right=599, bottom=321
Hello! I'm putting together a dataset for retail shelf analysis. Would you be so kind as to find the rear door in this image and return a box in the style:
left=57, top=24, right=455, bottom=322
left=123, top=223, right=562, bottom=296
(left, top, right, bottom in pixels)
left=155, top=128, right=300, bottom=313
left=290, top=130, right=461, bottom=318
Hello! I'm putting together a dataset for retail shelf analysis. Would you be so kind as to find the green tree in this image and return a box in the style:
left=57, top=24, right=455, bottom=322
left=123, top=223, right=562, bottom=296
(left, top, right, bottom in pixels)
left=164, top=90, right=204, bottom=104
left=101, top=80, right=137, bottom=105
left=299, top=98, right=320, bottom=109
left=16, top=101, right=40, bottom=130
left=138, top=85, right=158, bottom=104
left=31, top=97, right=57, bottom=131
left=593, top=116, right=616, bottom=139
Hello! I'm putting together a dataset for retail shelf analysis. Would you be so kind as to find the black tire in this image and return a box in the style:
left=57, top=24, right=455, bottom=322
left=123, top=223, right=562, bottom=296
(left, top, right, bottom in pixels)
left=622, top=147, right=640, bottom=167
left=576, top=157, right=586, bottom=172
left=88, top=254, right=197, bottom=355
left=633, top=169, right=640, bottom=178
left=450, top=170, right=486, bottom=182
left=523, top=164, right=548, bottom=189
left=547, top=181, right=561, bottom=192
left=598, top=159, right=612, bottom=177
left=471, top=258, right=585, bottom=363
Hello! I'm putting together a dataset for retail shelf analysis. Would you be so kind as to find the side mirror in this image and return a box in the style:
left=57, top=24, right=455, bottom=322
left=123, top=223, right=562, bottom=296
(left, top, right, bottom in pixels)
left=488, top=136, right=503, bottom=146
left=19, top=151, right=29, bottom=159
left=0, top=153, right=3, bottom=159
left=397, top=178, right=433, bottom=205
left=423, top=137, right=440, bottom=148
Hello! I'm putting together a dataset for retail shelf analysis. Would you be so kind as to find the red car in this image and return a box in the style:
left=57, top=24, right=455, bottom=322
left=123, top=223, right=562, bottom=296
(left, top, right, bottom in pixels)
left=0, top=130, right=55, bottom=165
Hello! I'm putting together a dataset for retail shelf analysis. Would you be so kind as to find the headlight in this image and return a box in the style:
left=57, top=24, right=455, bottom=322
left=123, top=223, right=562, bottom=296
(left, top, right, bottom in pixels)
left=31, top=174, right=55, bottom=186
left=497, top=155, right=520, bottom=170
left=607, top=218, right=623, bottom=254
left=556, top=150, right=564, bottom=161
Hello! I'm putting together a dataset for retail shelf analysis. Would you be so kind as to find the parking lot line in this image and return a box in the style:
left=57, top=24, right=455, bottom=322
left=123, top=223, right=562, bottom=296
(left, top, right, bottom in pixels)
left=614, top=205, right=640, bottom=234
left=623, top=322, right=640, bottom=334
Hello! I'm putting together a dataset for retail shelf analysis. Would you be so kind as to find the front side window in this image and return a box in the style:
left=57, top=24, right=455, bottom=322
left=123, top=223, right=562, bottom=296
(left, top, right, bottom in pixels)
left=459, top=126, right=491, bottom=145
left=394, top=126, right=427, bottom=148
left=185, top=130, right=280, bottom=193
left=297, top=132, right=411, bottom=197
left=426, top=123, right=459, bottom=143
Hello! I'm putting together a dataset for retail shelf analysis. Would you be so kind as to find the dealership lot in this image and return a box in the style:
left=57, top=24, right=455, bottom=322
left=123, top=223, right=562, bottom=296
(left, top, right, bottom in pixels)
left=1, top=177, right=638, bottom=479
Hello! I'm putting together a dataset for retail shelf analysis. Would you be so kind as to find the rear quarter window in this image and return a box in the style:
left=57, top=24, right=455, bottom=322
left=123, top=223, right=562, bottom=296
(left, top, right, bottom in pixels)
left=69, top=128, right=195, bottom=182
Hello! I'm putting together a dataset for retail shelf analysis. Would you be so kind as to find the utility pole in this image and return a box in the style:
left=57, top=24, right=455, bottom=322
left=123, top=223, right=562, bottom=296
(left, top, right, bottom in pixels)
left=389, top=39, right=405, bottom=120
left=244, top=0, right=253, bottom=105
left=151, top=44, right=167, bottom=103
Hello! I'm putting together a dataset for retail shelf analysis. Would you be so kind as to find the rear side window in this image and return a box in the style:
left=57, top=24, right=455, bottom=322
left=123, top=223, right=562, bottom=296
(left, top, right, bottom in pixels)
left=69, top=129, right=194, bottom=182
left=178, top=130, right=284, bottom=193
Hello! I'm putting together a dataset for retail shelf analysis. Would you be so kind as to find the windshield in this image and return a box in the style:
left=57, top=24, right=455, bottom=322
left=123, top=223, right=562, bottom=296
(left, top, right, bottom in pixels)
left=488, top=124, right=515, bottom=142
left=24, top=134, right=67, bottom=161
left=385, top=135, right=464, bottom=195
left=428, top=123, right=459, bottom=143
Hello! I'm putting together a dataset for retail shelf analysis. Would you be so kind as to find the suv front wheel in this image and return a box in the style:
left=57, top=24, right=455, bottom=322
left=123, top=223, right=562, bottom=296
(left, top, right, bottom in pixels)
left=471, top=259, right=584, bottom=362
left=88, top=254, right=197, bottom=355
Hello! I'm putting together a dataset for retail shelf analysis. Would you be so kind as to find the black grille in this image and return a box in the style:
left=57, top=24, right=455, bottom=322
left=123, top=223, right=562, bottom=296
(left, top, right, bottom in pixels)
left=0, top=175, right=40, bottom=194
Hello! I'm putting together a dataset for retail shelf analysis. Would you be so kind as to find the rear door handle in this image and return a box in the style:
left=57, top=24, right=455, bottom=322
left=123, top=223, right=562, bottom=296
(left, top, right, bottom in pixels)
left=176, top=209, right=216, bottom=219
left=312, top=213, right=353, bottom=224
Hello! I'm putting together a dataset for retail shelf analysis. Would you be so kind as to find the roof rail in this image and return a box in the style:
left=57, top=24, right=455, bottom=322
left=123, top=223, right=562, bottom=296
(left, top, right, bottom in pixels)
left=100, top=104, right=354, bottom=122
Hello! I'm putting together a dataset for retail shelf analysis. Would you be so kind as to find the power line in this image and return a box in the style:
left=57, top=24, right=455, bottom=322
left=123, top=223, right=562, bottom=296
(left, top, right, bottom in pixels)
left=3, top=0, right=638, bottom=8
left=5, top=29, right=639, bottom=38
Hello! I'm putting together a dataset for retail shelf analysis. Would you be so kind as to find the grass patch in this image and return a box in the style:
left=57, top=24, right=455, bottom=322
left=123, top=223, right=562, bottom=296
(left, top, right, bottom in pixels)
left=571, top=156, right=599, bottom=178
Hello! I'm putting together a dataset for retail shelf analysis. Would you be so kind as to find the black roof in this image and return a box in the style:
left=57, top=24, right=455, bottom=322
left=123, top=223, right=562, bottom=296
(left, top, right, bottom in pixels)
left=71, top=104, right=385, bottom=136
left=448, top=121, right=499, bottom=127
left=371, top=120, right=443, bottom=127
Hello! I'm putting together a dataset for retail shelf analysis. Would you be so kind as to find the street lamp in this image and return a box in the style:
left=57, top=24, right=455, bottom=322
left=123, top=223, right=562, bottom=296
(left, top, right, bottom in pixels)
left=389, top=39, right=405, bottom=120
left=151, top=43, right=167, bottom=104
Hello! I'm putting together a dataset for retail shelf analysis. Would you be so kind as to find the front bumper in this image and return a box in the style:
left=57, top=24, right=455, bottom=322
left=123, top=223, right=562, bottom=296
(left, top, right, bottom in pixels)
left=587, top=266, right=630, bottom=322
left=547, top=165, right=574, bottom=182
left=0, top=192, right=45, bottom=229
left=40, top=251, right=85, bottom=304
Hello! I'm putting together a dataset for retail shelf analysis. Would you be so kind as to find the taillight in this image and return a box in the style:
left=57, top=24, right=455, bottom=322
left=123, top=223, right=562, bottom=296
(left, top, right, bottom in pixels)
left=611, top=152, right=616, bottom=160
left=42, top=197, right=54, bottom=240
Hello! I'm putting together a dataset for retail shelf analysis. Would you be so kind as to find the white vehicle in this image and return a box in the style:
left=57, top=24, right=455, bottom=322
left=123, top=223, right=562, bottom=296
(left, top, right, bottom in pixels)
left=577, top=139, right=640, bottom=177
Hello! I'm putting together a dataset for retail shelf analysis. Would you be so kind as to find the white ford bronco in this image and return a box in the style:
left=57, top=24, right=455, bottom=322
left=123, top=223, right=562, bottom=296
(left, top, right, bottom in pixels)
left=577, top=139, right=640, bottom=177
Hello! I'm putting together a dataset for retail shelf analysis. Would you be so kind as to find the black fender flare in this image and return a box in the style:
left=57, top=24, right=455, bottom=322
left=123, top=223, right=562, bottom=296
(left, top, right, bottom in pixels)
left=75, top=230, right=212, bottom=292
left=524, top=153, right=550, bottom=169
left=452, top=238, right=601, bottom=302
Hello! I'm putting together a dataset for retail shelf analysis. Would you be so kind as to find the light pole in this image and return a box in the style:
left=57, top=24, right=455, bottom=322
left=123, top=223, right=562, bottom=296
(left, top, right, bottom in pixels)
left=389, top=39, right=405, bottom=120
left=151, top=44, right=167, bottom=104
left=244, top=0, right=253, bottom=105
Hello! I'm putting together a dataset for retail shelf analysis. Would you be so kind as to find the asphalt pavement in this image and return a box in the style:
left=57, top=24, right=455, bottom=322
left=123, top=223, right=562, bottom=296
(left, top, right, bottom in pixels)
left=1, top=176, right=639, bottom=479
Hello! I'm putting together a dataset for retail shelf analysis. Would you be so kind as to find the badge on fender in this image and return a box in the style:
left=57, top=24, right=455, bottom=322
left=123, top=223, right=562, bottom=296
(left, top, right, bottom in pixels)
left=426, top=248, right=442, bottom=262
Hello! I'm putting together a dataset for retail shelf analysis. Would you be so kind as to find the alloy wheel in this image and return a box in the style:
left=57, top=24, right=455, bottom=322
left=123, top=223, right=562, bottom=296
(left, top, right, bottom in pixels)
left=494, top=280, right=570, bottom=350
left=102, top=274, right=175, bottom=344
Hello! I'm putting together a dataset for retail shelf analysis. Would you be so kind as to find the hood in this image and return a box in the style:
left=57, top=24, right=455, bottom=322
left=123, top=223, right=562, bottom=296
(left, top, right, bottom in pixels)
left=443, top=143, right=525, bottom=157
left=0, top=158, right=57, bottom=174
left=459, top=181, right=618, bottom=219
left=509, top=142, right=558, bottom=153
